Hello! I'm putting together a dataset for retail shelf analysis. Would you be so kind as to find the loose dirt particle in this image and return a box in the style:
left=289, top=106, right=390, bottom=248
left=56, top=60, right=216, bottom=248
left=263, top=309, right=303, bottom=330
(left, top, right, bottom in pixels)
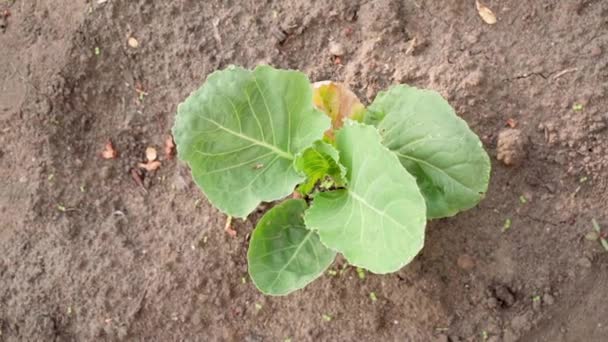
left=329, top=41, right=345, bottom=56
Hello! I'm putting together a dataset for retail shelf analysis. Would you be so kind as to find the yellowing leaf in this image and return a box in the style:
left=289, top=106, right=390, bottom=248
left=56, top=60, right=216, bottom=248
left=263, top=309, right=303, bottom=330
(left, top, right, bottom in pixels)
left=312, top=81, right=365, bottom=140
left=476, top=0, right=497, bottom=25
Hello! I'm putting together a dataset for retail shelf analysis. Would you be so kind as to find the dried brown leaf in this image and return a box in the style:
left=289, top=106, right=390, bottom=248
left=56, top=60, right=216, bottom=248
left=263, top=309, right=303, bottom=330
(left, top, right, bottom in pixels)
left=476, top=0, right=497, bottom=25
left=101, top=140, right=118, bottom=159
left=506, top=118, right=518, bottom=128
left=312, top=81, right=365, bottom=140
left=164, top=135, right=175, bottom=159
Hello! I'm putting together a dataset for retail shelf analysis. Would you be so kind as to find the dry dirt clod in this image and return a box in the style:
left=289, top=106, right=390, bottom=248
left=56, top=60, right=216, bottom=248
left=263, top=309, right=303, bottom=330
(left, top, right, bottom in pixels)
left=577, top=257, right=592, bottom=268
left=101, top=140, right=118, bottom=159
left=145, top=147, right=158, bottom=162
left=492, top=284, right=516, bottom=308
left=543, top=293, right=555, bottom=305
left=476, top=0, right=497, bottom=25
left=329, top=41, right=345, bottom=56
left=497, top=129, right=528, bottom=167
left=457, top=254, right=475, bottom=270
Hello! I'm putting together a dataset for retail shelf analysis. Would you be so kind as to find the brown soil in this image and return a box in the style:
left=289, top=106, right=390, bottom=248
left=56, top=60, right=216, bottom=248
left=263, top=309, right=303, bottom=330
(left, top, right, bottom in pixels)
left=1, top=1, right=607, bottom=341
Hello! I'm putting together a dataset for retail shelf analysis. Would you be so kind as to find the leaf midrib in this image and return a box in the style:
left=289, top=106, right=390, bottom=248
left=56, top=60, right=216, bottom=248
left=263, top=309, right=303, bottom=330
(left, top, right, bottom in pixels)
left=201, top=116, right=294, bottom=160
left=394, top=152, right=475, bottom=192
left=267, top=230, right=314, bottom=290
left=347, top=190, right=415, bottom=240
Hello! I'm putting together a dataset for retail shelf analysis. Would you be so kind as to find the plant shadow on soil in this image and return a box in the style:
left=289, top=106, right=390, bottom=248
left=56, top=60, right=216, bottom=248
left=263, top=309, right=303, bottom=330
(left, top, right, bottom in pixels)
left=1, top=0, right=607, bottom=341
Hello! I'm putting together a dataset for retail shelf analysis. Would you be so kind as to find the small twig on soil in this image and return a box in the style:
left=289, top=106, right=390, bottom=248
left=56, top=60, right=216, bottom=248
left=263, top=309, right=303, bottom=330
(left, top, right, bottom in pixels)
left=130, top=168, right=148, bottom=194
left=552, top=67, right=578, bottom=80
left=212, top=18, right=223, bottom=47
left=224, top=216, right=236, bottom=237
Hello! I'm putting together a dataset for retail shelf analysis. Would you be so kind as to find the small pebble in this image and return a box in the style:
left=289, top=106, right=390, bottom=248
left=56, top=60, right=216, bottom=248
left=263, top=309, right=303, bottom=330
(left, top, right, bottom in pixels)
left=329, top=41, right=345, bottom=56
left=128, top=37, right=139, bottom=48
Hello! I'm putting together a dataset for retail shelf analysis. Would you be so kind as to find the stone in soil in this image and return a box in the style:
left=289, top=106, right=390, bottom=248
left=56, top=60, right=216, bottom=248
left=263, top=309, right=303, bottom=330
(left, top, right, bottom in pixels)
left=497, top=129, right=528, bottom=167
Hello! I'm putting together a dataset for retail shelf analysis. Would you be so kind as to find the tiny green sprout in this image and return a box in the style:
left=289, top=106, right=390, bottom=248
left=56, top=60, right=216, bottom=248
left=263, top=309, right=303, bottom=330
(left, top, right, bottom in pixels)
left=241, top=277, right=246, bottom=284
left=592, top=219, right=601, bottom=233
left=47, top=174, right=54, bottom=181
left=327, top=269, right=338, bottom=276
left=80, top=185, right=86, bottom=193
left=322, top=314, right=332, bottom=322
left=585, top=231, right=600, bottom=241
left=369, top=292, right=377, bottom=302
left=481, top=330, right=489, bottom=340
left=579, top=176, right=588, bottom=183
left=356, top=267, right=366, bottom=280
left=532, top=295, right=541, bottom=302
left=284, top=338, right=292, bottom=342
left=57, top=204, right=66, bottom=212
left=67, top=306, right=73, bottom=316
left=94, top=47, right=100, bottom=56
left=194, top=199, right=201, bottom=208
left=519, top=195, right=527, bottom=204
left=572, top=103, right=583, bottom=111
left=254, top=303, right=262, bottom=311
left=592, top=219, right=608, bottom=252
left=502, top=218, right=512, bottom=232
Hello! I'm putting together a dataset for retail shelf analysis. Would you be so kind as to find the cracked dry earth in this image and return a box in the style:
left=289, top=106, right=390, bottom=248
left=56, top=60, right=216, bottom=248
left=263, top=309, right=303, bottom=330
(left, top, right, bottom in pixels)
left=1, top=0, right=607, bottom=341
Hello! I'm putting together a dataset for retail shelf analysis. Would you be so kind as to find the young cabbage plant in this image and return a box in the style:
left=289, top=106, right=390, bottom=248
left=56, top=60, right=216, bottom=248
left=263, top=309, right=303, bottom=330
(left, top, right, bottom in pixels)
left=173, top=65, right=491, bottom=295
